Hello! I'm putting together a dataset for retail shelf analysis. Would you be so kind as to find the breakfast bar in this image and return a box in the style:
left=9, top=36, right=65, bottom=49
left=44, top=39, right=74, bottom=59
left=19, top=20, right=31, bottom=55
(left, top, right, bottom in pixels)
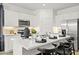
left=13, top=35, right=70, bottom=55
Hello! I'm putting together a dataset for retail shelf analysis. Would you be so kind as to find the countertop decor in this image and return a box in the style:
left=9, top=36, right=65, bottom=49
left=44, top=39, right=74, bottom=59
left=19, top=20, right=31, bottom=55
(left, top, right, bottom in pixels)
left=3, top=26, right=18, bottom=35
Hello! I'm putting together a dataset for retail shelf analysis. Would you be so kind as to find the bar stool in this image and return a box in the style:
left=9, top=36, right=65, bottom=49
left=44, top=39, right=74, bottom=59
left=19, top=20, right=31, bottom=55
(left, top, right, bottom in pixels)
left=37, top=44, right=58, bottom=55
left=55, top=37, right=75, bottom=55
left=66, top=37, right=75, bottom=55
left=55, top=42, right=72, bottom=55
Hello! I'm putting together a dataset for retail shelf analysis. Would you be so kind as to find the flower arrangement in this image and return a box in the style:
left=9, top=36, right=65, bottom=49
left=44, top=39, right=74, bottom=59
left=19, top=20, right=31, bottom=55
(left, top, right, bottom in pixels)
left=31, top=28, right=37, bottom=34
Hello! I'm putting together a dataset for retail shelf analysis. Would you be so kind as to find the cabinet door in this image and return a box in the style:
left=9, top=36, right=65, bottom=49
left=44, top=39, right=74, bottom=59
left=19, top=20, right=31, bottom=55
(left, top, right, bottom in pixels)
left=18, top=13, right=26, bottom=20
left=17, top=13, right=32, bottom=27
left=4, top=36, right=13, bottom=52
left=4, top=10, right=18, bottom=26
left=63, top=12, right=79, bottom=20
left=17, top=13, right=31, bottom=20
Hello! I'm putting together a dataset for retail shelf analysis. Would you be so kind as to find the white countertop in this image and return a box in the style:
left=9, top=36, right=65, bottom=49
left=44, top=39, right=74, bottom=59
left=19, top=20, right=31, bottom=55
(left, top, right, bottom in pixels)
left=22, top=35, right=70, bottom=50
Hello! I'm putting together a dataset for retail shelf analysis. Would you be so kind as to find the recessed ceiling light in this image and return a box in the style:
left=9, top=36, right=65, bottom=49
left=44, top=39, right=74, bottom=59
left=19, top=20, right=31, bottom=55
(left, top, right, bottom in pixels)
left=42, top=4, right=46, bottom=6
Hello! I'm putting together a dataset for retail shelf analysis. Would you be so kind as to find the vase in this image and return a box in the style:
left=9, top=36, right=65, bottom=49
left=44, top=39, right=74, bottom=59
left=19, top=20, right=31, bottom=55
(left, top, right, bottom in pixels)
left=32, top=34, right=36, bottom=39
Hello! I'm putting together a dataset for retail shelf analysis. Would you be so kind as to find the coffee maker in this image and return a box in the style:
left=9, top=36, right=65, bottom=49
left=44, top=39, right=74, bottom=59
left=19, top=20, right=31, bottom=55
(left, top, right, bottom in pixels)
left=62, top=29, right=66, bottom=37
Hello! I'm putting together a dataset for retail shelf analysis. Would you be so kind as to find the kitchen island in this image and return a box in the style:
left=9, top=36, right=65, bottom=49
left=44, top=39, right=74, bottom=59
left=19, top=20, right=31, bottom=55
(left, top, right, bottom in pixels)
left=13, top=35, right=70, bottom=55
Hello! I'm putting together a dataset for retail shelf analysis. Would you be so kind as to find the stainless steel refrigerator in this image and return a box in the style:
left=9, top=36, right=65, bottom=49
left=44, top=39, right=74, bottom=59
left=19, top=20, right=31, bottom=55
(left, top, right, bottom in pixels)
left=61, top=19, right=79, bottom=51
left=0, top=4, right=4, bottom=51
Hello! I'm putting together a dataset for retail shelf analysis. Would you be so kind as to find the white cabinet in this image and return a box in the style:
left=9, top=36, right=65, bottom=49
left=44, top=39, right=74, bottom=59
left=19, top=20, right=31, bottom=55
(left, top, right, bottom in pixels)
left=17, top=12, right=31, bottom=21
left=17, top=13, right=27, bottom=20
left=4, top=35, right=14, bottom=52
left=55, top=12, right=79, bottom=26
left=4, top=10, right=33, bottom=27
left=63, top=12, right=79, bottom=20
left=4, top=10, right=18, bottom=26
left=17, top=12, right=33, bottom=26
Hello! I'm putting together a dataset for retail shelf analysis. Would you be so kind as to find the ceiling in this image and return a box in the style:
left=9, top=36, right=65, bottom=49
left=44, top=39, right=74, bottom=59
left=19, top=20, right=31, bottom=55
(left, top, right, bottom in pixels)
left=12, top=3, right=79, bottom=10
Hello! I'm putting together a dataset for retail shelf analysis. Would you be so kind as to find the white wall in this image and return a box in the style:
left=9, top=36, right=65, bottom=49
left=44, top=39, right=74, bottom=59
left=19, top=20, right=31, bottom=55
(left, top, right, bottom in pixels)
left=3, top=4, right=35, bottom=52
left=33, top=9, right=55, bottom=34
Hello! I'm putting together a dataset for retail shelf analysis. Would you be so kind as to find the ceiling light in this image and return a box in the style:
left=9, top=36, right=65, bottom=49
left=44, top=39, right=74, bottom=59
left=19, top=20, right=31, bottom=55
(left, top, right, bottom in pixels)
left=42, top=4, right=46, bottom=6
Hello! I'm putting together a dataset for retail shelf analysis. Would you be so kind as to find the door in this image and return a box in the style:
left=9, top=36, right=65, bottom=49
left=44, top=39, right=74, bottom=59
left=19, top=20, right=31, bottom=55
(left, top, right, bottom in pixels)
left=0, top=4, right=4, bottom=51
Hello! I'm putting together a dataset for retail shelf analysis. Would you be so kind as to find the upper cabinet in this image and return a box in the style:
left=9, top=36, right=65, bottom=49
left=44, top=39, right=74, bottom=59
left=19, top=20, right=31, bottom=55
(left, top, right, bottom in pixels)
left=4, top=9, right=33, bottom=27
left=4, top=10, right=18, bottom=27
left=55, top=12, right=79, bottom=26
left=63, top=12, right=79, bottom=20
left=17, top=12, right=33, bottom=26
left=17, top=13, right=29, bottom=20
